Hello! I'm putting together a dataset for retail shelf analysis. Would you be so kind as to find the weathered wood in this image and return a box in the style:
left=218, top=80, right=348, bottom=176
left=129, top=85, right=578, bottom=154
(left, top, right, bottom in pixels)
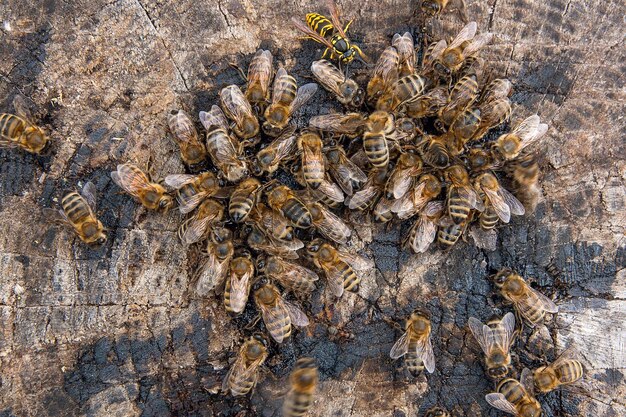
left=0, top=0, right=624, bottom=416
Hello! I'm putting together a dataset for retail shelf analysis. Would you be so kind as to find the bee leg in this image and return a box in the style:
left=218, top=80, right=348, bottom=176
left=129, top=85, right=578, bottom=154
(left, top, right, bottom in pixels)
left=229, top=62, right=248, bottom=82
left=382, top=316, right=404, bottom=332
left=244, top=313, right=262, bottom=330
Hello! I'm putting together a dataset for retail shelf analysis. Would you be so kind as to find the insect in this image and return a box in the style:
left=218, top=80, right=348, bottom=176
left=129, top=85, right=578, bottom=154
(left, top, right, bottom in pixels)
left=438, top=74, right=479, bottom=128
left=283, top=357, right=318, bottom=417
left=363, top=111, right=395, bottom=168
left=389, top=310, right=436, bottom=375
left=177, top=198, right=224, bottom=245
left=473, top=97, right=512, bottom=140
left=495, top=115, right=548, bottom=160
left=376, top=73, right=427, bottom=112
left=193, top=227, right=234, bottom=296
left=385, top=152, right=424, bottom=200
left=391, top=174, right=442, bottom=220
left=306, top=238, right=373, bottom=297
left=222, top=334, right=268, bottom=396
left=421, top=0, right=467, bottom=21
left=307, top=201, right=352, bottom=245
left=448, top=107, right=482, bottom=151
left=373, top=195, right=395, bottom=223
left=164, top=171, right=222, bottom=214
left=392, top=32, right=416, bottom=77
left=253, top=126, right=298, bottom=175
left=220, top=84, right=260, bottom=140
left=307, top=177, right=346, bottom=208
left=346, top=168, right=388, bottom=211
left=256, top=255, right=319, bottom=294
left=507, top=153, right=541, bottom=213
left=532, top=347, right=584, bottom=393
left=0, top=95, right=49, bottom=154
left=110, top=163, right=174, bottom=212
left=246, top=224, right=303, bottom=260
left=424, top=407, right=450, bottom=417
left=254, top=283, right=309, bottom=343
left=445, top=164, right=483, bottom=224
left=419, top=134, right=451, bottom=169
left=485, top=369, right=543, bottom=417
left=298, top=132, right=325, bottom=190
left=58, top=182, right=107, bottom=247
left=404, top=86, right=448, bottom=119
left=436, top=21, right=493, bottom=74
left=167, top=109, right=207, bottom=166
left=474, top=173, right=525, bottom=224
left=405, top=200, right=444, bottom=253
left=229, top=177, right=262, bottom=223
left=267, top=185, right=313, bottom=229
left=205, top=126, right=248, bottom=182
left=468, top=312, right=516, bottom=379
left=325, top=142, right=367, bottom=195
left=263, top=68, right=318, bottom=137
left=224, top=251, right=255, bottom=314
left=291, top=0, right=367, bottom=66
left=308, top=112, right=366, bottom=138
left=244, top=49, right=274, bottom=111
left=366, top=46, right=400, bottom=105
left=481, top=78, right=513, bottom=104
left=437, top=216, right=470, bottom=248
left=311, top=59, right=364, bottom=108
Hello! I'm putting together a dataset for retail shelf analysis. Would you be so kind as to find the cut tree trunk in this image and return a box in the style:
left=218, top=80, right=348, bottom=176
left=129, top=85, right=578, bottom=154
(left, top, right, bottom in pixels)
left=0, top=0, right=624, bottom=416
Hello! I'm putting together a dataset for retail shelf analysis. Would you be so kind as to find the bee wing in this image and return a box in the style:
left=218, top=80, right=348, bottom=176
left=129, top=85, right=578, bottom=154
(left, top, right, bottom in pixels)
left=283, top=300, right=310, bottom=327
left=313, top=204, right=352, bottom=245
left=483, top=187, right=511, bottom=223
left=110, top=164, right=151, bottom=196
left=514, top=115, right=549, bottom=150
left=498, top=186, right=526, bottom=216
left=337, top=249, right=374, bottom=271
left=312, top=179, right=345, bottom=204
left=484, top=393, right=518, bottom=415
left=12, top=95, right=34, bottom=121
left=178, top=191, right=208, bottom=214
left=178, top=215, right=211, bottom=245
left=247, top=49, right=273, bottom=93
left=454, top=185, right=483, bottom=211
left=423, top=200, right=444, bottom=217
left=309, top=113, right=365, bottom=135
left=374, top=46, right=400, bottom=82
left=291, top=17, right=336, bottom=51
left=229, top=269, right=253, bottom=310
left=194, top=250, right=230, bottom=296
left=483, top=79, right=512, bottom=102
left=168, top=110, right=198, bottom=143
left=291, top=83, right=318, bottom=113
left=423, top=39, right=447, bottom=69
left=389, top=331, right=410, bottom=359
left=448, top=21, right=477, bottom=50
left=322, top=263, right=346, bottom=297
left=468, top=317, right=492, bottom=354
left=521, top=367, right=536, bottom=395
left=528, top=286, right=559, bottom=314
left=391, top=169, right=416, bottom=200
left=258, top=301, right=291, bottom=343
left=469, top=226, right=497, bottom=251
left=311, top=60, right=345, bottom=97
left=415, top=336, right=436, bottom=373
left=391, top=182, right=427, bottom=219
left=221, top=85, right=255, bottom=121
left=274, top=258, right=319, bottom=289
left=408, top=217, right=437, bottom=253
left=550, top=345, right=581, bottom=369
left=199, top=105, right=229, bottom=132
left=337, top=158, right=367, bottom=195
left=392, top=32, right=415, bottom=68
left=80, top=181, right=98, bottom=211
left=462, top=32, right=493, bottom=57
left=325, top=0, right=347, bottom=39
left=301, top=139, right=324, bottom=176
left=346, top=184, right=379, bottom=210
left=209, top=130, right=241, bottom=164
left=164, top=174, right=196, bottom=189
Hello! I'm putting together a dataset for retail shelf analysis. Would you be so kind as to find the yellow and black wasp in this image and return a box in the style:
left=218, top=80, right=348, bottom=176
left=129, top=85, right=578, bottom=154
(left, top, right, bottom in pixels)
left=292, top=0, right=368, bottom=73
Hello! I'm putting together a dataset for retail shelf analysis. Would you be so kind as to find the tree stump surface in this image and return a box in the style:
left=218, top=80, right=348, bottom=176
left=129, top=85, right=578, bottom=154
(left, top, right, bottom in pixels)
left=0, top=0, right=624, bottom=416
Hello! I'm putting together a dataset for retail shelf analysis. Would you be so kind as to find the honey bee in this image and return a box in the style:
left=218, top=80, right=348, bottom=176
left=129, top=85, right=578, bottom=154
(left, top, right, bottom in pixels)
left=263, top=68, right=318, bottom=137
left=311, top=59, right=364, bottom=108
left=473, top=97, right=512, bottom=140
left=373, top=196, right=395, bottom=223
left=325, top=143, right=367, bottom=195
left=366, top=46, right=400, bottom=104
left=246, top=224, right=303, bottom=260
left=458, top=55, right=484, bottom=79
left=478, top=203, right=500, bottom=230
left=110, top=163, right=174, bottom=211
left=254, top=283, right=310, bottom=343
left=424, top=407, right=450, bottom=417
left=256, top=255, right=319, bottom=294
left=481, top=78, right=513, bottom=104
left=437, top=216, right=470, bottom=248
left=307, top=177, right=345, bottom=208
left=199, top=104, right=230, bottom=133
left=485, top=369, right=543, bottom=417
left=404, top=86, right=448, bottom=119
left=467, top=147, right=499, bottom=172
left=495, top=115, right=548, bottom=160
left=493, top=268, right=559, bottom=327
left=251, top=202, right=297, bottom=243
left=283, top=357, right=318, bottom=417
left=419, top=134, right=450, bottom=169
left=438, top=74, right=479, bottom=128
left=392, top=32, right=416, bottom=77
left=385, top=152, right=423, bottom=200
left=177, top=198, right=224, bottom=245
left=405, top=200, right=444, bottom=253
left=422, top=39, right=447, bottom=76
left=307, top=201, right=352, bottom=245
left=308, top=112, right=366, bottom=138
left=298, top=132, right=325, bottom=190
left=363, top=111, right=395, bottom=168
left=436, top=22, right=493, bottom=74
left=346, top=168, right=388, bottom=211
left=306, top=238, right=373, bottom=297
left=220, top=84, right=260, bottom=140
left=449, top=107, right=481, bottom=150
left=468, top=312, right=516, bottom=379
left=164, top=171, right=222, bottom=214
left=391, top=174, right=442, bottom=220
left=205, top=127, right=248, bottom=182
left=0, top=95, right=49, bottom=154
left=167, top=109, right=207, bottom=166
left=421, top=0, right=467, bottom=21
left=193, top=227, right=234, bottom=296
left=445, top=164, right=483, bottom=224
left=389, top=310, right=436, bottom=375
left=532, top=347, right=584, bottom=393
left=376, top=73, right=427, bottom=112
left=58, top=182, right=107, bottom=247
left=229, top=177, right=262, bottom=223
left=267, top=185, right=313, bottom=229
left=244, top=49, right=274, bottom=110
left=474, top=173, right=525, bottom=223
left=222, top=334, right=268, bottom=396
left=253, top=126, right=298, bottom=175
left=507, top=154, right=541, bottom=213
left=224, top=251, right=255, bottom=314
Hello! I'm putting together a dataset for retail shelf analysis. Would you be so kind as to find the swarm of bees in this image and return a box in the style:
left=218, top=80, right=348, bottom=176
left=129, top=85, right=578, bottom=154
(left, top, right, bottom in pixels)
left=3, top=0, right=587, bottom=415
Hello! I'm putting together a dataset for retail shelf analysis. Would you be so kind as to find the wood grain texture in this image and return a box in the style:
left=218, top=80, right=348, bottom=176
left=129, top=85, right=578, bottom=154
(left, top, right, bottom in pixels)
left=0, top=0, right=624, bottom=415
